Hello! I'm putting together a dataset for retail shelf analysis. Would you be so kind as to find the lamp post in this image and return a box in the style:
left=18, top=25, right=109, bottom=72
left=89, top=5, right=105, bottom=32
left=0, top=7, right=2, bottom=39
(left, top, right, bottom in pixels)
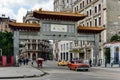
left=85, top=44, right=87, bottom=60
left=0, top=48, right=2, bottom=56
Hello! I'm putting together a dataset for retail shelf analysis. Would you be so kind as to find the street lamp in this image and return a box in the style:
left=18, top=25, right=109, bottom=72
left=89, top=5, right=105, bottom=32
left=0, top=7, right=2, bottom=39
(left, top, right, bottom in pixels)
left=0, top=49, right=2, bottom=56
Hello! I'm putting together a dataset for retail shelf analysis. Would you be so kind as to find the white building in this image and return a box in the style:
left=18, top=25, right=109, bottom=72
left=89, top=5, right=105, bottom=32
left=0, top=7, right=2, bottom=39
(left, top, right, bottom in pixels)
left=104, top=42, right=120, bottom=66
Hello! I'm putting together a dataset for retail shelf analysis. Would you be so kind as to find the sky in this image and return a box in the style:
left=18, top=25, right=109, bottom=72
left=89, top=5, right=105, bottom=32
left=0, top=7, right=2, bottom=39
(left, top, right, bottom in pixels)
left=0, top=0, right=54, bottom=22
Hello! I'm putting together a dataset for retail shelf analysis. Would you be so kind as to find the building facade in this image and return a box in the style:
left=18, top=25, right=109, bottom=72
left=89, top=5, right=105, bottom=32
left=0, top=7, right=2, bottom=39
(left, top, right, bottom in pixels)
left=0, top=14, right=15, bottom=32
left=20, top=11, right=51, bottom=60
left=54, top=0, right=120, bottom=65
left=73, top=0, right=120, bottom=64
left=54, top=0, right=76, bottom=12
left=53, top=0, right=94, bottom=63
left=53, top=0, right=77, bottom=61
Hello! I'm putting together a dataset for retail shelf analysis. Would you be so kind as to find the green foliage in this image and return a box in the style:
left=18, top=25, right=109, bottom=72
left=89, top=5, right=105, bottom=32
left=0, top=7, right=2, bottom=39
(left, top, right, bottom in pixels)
left=69, top=48, right=83, bottom=53
left=0, top=31, right=13, bottom=56
left=105, top=48, right=110, bottom=63
left=110, top=34, right=120, bottom=42
left=49, top=53, right=53, bottom=60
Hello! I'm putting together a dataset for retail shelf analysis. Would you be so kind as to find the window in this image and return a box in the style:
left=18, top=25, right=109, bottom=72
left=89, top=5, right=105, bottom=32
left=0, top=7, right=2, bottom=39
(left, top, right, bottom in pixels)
left=32, top=40, right=36, bottom=43
left=70, top=42, right=73, bottom=49
left=95, top=6, right=97, bottom=13
left=28, top=44, right=30, bottom=50
left=32, top=44, right=36, bottom=50
left=87, top=11, right=89, bottom=16
left=87, top=22, right=89, bottom=26
left=77, top=6, right=78, bottom=11
left=90, top=21, right=92, bottom=26
left=83, top=1, right=84, bottom=7
left=99, top=34, right=101, bottom=42
left=99, top=17, right=101, bottom=26
left=87, top=0, right=89, bottom=4
left=66, top=43, right=68, bottom=50
left=64, top=44, right=65, bottom=51
left=61, top=45, right=62, bottom=51
left=67, top=0, right=69, bottom=3
left=75, top=7, right=77, bottom=12
left=80, top=3, right=82, bottom=9
left=83, top=24, right=84, bottom=26
left=99, top=4, right=101, bottom=11
left=90, top=0, right=92, bottom=2
left=90, top=9, right=92, bottom=15
left=95, top=19, right=97, bottom=26
left=5, top=25, right=7, bottom=28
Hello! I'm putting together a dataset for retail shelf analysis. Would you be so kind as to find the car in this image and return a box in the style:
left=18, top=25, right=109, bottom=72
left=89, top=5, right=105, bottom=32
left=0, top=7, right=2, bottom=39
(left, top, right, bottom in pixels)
left=57, top=60, right=69, bottom=66
left=68, top=60, right=89, bottom=71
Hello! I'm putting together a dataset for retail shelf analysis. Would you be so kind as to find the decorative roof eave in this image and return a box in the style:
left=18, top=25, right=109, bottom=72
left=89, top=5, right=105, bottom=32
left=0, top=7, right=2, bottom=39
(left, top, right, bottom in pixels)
left=9, top=22, right=40, bottom=31
left=33, top=9, right=87, bottom=21
left=77, top=26, right=105, bottom=33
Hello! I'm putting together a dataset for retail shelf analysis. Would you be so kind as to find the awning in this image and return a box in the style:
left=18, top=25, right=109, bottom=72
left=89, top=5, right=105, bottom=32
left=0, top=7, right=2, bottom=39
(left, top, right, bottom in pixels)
left=69, top=48, right=84, bottom=53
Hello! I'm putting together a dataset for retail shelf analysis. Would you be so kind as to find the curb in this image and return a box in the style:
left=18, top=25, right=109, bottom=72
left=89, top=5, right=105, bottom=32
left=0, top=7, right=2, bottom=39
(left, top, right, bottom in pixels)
left=0, top=66, right=48, bottom=79
left=91, top=67, right=120, bottom=73
left=0, top=72, right=47, bottom=79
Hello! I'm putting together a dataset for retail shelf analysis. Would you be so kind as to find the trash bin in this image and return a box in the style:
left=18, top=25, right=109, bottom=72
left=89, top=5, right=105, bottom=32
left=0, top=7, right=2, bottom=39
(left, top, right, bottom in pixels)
left=37, top=58, right=44, bottom=68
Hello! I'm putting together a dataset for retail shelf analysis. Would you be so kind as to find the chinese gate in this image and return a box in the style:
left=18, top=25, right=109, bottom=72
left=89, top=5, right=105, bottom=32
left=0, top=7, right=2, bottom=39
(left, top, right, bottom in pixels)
left=9, top=9, right=104, bottom=66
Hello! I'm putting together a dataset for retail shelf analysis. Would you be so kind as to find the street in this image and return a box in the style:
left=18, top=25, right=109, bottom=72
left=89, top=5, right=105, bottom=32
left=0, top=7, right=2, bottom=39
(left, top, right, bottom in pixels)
left=5, top=60, right=120, bottom=80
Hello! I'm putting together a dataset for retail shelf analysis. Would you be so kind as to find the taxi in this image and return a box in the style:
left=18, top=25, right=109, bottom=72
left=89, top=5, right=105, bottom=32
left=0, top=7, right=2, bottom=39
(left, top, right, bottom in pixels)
left=57, top=60, right=69, bottom=66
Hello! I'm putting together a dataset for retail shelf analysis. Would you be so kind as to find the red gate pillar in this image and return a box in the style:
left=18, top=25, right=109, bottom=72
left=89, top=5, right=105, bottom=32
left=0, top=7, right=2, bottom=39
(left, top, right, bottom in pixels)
left=11, top=56, right=14, bottom=66
left=2, top=56, right=7, bottom=67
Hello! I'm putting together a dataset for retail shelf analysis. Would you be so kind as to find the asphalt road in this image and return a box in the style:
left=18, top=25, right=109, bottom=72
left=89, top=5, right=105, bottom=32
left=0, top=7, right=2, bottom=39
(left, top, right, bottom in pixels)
left=5, top=60, right=120, bottom=80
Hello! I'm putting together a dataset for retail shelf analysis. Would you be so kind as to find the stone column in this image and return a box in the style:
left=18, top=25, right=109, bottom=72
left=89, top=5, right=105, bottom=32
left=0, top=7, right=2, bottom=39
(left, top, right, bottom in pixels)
left=93, top=33, right=99, bottom=66
left=91, top=47, right=94, bottom=63
left=110, top=46, right=114, bottom=67
left=119, top=46, right=120, bottom=64
left=13, top=31, right=19, bottom=66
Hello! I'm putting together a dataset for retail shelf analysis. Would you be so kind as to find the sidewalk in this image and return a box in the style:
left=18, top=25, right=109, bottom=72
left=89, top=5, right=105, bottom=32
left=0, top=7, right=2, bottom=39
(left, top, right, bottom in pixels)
left=91, top=64, right=120, bottom=72
left=0, top=63, right=46, bottom=79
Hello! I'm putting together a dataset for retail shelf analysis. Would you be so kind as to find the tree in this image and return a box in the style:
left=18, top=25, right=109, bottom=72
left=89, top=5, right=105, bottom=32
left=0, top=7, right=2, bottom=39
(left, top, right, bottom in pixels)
left=110, top=34, right=120, bottom=42
left=0, top=31, right=13, bottom=56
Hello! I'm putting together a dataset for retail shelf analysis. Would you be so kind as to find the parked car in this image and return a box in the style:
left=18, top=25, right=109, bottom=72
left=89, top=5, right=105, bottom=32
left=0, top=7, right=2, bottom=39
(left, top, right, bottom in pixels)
left=57, top=60, right=69, bottom=66
left=68, top=60, right=89, bottom=71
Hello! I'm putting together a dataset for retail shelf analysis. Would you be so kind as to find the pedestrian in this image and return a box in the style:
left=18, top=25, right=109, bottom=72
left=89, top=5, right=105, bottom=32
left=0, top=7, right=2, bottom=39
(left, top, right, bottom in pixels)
left=105, top=59, right=107, bottom=67
left=23, top=58, right=26, bottom=65
left=31, top=59, right=34, bottom=65
left=111, top=58, right=114, bottom=68
left=25, top=58, right=29, bottom=65
left=119, top=60, right=120, bottom=67
left=18, top=58, right=20, bottom=66
left=89, top=58, right=92, bottom=67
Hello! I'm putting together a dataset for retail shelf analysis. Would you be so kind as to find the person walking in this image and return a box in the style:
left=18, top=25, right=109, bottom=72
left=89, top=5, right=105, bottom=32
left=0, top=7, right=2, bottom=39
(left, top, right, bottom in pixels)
left=25, top=58, right=29, bottom=65
left=119, top=60, right=120, bottom=67
left=111, top=58, right=114, bottom=68
left=23, top=58, right=26, bottom=65
left=89, top=58, right=92, bottom=67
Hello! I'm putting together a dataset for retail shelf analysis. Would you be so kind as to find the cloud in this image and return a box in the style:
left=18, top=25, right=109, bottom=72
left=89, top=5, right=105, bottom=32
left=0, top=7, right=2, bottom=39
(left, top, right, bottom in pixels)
left=16, top=7, right=27, bottom=22
left=0, top=0, right=54, bottom=22
left=0, top=7, right=16, bottom=19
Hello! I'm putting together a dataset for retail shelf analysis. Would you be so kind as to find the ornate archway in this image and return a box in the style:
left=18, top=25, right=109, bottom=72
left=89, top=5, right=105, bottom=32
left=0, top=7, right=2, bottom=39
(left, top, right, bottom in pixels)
left=9, top=10, right=104, bottom=65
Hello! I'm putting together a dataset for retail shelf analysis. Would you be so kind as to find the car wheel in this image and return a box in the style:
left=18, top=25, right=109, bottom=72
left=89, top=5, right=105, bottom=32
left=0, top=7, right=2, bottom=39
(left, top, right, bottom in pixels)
left=85, top=69, right=88, bottom=71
